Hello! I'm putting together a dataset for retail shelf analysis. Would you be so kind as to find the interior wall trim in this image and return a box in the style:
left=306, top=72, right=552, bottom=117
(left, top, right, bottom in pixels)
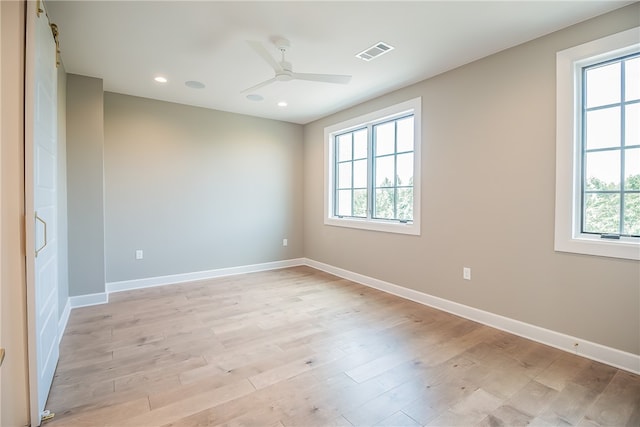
left=106, top=258, right=307, bottom=294
left=62, top=257, right=639, bottom=374
left=68, top=292, right=108, bottom=309
left=303, top=258, right=640, bottom=375
left=58, top=299, right=71, bottom=344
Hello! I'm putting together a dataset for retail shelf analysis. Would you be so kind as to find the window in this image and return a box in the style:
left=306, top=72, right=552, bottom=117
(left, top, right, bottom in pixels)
left=582, top=55, right=640, bottom=236
left=555, top=27, right=640, bottom=260
left=325, top=98, right=421, bottom=235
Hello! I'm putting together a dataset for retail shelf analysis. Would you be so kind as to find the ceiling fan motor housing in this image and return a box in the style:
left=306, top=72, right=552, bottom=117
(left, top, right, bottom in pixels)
left=276, top=61, right=294, bottom=81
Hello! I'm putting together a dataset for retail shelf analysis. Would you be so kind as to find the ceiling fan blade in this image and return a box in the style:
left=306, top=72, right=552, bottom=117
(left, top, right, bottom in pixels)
left=247, top=41, right=282, bottom=73
left=291, top=72, right=352, bottom=84
left=240, top=77, right=277, bottom=94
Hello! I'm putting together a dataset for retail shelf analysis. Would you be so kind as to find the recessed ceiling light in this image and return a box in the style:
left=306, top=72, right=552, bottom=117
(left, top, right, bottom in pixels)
left=154, top=76, right=168, bottom=83
left=246, top=94, right=264, bottom=102
left=277, top=101, right=288, bottom=107
left=185, top=80, right=205, bottom=89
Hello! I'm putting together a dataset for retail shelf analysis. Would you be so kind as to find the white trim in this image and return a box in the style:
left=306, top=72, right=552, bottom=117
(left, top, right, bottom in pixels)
left=303, top=258, right=640, bottom=375
left=69, top=292, right=108, bottom=308
left=57, top=257, right=639, bottom=374
left=324, top=97, right=422, bottom=236
left=58, top=299, right=71, bottom=344
left=106, top=258, right=306, bottom=293
left=555, top=27, right=640, bottom=260
left=56, top=259, right=307, bottom=340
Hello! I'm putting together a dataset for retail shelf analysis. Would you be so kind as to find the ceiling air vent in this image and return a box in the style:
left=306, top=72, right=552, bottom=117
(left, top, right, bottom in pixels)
left=356, top=42, right=395, bottom=61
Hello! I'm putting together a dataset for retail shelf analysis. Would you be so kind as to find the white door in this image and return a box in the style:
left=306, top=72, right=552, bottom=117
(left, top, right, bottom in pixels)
left=25, top=1, right=59, bottom=425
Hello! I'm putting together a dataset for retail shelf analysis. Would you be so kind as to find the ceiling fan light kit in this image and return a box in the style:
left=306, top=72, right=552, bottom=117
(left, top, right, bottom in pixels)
left=241, top=37, right=352, bottom=94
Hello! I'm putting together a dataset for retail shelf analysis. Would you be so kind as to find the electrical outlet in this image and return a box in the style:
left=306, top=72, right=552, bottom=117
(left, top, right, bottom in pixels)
left=463, top=267, right=471, bottom=280
left=135, top=250, right=143, bottom=260
left=283, top=238, right=288, bottom=247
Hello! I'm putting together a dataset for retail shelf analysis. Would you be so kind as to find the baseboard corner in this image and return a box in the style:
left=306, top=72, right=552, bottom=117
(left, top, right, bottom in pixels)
left=69, top=292, right=109, bottom=309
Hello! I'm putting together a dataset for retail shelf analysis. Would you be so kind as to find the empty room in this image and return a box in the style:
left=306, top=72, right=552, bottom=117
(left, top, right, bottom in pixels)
left=1, top=1, right=639, bottom=426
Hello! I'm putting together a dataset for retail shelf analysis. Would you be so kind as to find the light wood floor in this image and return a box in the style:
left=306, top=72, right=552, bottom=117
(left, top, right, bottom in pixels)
left=45, top=266, right=639, bottom=427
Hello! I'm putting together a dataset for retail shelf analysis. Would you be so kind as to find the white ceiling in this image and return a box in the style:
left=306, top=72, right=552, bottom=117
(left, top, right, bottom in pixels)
left=46, top=1, right=632, bottom=124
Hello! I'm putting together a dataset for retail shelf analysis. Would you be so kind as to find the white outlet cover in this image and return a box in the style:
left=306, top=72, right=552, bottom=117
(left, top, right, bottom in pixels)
left=463, top=267, right=471, bottom=280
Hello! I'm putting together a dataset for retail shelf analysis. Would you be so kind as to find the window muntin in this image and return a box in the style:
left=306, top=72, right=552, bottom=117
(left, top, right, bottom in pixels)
left=325, top=97, right=421, bottom=235
left=333, top=115, right=415, bottom=222
left=581, top=54, right=640, bottom=237
left=555, top=26, right=640, bottom=260
left=372, top=116, right=414, bottom=221
left=334, top=128, right=368, bottom=218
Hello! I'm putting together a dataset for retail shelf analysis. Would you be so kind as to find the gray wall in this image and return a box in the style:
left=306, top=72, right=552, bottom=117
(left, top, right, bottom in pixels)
left=303, top=4, right=640, bottom=356
left=57, top=62, right=69, bottom=314
left=103, top=93, right=304, bottom=283
left=66, top=74, right=106, bottom=296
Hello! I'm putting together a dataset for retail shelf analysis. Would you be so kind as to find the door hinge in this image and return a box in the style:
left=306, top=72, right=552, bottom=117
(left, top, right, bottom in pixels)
left=0, top=348, right=5, bottom=367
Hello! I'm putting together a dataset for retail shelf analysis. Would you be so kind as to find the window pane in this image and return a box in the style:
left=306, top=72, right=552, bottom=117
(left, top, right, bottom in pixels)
left=585, top=62, right=620, bottom=108
left=336, top=190, right=352, bottom=216
left=374, top=188, right=394, bottom=219
left=624, top=193, right=640, bottom=235
left=625, top=103, right=639, bottom=146
left=585, top=107, right=620, bottom=149
left=353, top=189, right=367, bottom=217
left=375, top=155, right=394, bottom=187
left=396, top=153, right=413, bottom=186
left=625, top=57, right=640, bottom=102
left=585, top=150, right=621, bottom=190
left=625, top=148, right=640, bottom=190
left=583, top=193, right=620, bottom=234
left=337, top=162, right=352, bottom=189
left=326, top=98, right=420, bottom=232
left=353, top=129, right=368, bottom=159
left=397, top=188, right=413, bottom=221
left=337, top=134, right=352, bottom=161
left=397, top=116, right=414, bottom=153
left=374, top=122, right=395, bottom=156
left=353, top=159, right=367, bottom=188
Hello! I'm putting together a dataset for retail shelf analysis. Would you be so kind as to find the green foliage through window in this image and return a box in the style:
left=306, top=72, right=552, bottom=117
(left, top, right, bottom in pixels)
left=581, top=53, right=639, bottom=237
left=584, top=175, right=640, bottom=236
left=333, top=115, right=415, bottom=222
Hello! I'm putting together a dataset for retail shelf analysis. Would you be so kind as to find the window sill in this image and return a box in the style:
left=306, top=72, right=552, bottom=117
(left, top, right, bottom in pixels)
left=554, top=234, right=640, bottom=260
left=325, top=216, right=420, bottom=236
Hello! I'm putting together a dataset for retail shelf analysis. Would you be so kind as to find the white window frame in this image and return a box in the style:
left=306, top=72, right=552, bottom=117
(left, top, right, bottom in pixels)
left=555, top=27, right=640, bottom=260
left=324, top=97, right=421, bottom=235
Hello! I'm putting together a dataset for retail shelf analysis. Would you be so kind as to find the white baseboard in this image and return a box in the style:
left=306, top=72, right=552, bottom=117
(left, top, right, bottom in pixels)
left=106, top=258, right=306, bottom=294
left=58, top=298, right=71, bottom=344
left=303, top=258, right=640, bottom=375
left=69, top=292, right=109, bottom=308
left=57, top=259, right=306, bottom=340
left=59, top=257, right=639, bottom=374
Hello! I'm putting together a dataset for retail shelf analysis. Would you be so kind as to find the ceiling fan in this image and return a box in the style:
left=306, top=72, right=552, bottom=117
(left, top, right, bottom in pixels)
left=241, top=37, right=352, bottom=94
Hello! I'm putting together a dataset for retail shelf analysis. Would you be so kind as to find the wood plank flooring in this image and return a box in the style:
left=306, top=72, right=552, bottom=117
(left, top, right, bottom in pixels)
left=45, top=266, right=640, bottom=426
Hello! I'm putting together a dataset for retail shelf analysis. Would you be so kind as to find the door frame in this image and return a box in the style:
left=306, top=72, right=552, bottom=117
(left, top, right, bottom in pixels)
left=25, top=1, right=59, bottom=425
left=24, top=0, right=38, bottom=421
